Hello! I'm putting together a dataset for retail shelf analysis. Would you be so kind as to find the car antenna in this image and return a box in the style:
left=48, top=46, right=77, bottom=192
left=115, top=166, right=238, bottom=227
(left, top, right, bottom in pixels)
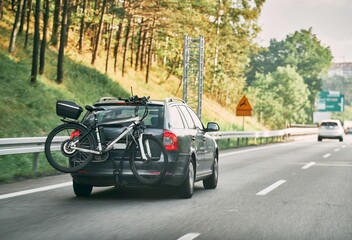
left=130, top=86, right=134, bottom=97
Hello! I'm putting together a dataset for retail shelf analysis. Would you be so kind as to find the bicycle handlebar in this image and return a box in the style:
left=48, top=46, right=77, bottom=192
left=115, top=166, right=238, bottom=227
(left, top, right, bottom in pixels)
left=118, top=95, right=150, bottom=104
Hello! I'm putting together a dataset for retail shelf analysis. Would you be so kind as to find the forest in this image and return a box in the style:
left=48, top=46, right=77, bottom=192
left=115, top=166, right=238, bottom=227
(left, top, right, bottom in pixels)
left=1, top=0, right=336, bottom=129
left=2, top=0, right=266, bottom=104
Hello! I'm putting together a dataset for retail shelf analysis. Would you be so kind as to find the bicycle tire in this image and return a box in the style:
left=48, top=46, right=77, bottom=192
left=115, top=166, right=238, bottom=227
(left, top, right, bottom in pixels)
left=129, top=134, right=168, bottom=185
left=45, top=123, right=96, bottom=173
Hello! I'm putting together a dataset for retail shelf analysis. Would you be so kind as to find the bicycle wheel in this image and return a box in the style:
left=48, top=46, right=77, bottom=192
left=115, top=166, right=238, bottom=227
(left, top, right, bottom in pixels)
left=129, top=134, right=168, bottom=185
left=45, top=123, right=96, bottom=173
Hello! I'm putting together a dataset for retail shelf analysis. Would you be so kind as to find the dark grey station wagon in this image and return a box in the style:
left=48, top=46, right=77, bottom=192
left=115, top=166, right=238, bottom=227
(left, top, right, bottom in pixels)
left=72, top=97, right=220, bottom=198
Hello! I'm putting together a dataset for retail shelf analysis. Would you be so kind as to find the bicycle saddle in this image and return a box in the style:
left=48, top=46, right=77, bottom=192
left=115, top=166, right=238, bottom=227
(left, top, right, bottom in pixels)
left=85, top=105, right=105, bottom=112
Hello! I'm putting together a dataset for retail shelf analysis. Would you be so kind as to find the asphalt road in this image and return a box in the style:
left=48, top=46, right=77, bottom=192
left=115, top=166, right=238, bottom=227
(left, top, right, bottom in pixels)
left=1, top=135, right=352, bottom=240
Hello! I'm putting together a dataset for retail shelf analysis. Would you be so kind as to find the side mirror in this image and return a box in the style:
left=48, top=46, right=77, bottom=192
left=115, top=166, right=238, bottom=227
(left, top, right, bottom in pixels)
left=206, top=122, right=220, bottom=132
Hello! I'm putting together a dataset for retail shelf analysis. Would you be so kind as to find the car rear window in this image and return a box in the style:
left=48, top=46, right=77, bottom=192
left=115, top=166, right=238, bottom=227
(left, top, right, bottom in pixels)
left=83, top=104, right=164, bottom=129
left=321, top=122, right=338, bottom=127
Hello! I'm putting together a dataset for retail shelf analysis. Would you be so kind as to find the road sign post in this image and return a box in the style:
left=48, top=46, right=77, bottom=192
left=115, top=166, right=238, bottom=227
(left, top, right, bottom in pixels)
left=236, top=96, right=252, bottom=131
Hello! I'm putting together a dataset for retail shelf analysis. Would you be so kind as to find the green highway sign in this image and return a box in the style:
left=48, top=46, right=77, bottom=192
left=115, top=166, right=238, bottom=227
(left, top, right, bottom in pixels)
left=317, top=91, right=344, bottom=112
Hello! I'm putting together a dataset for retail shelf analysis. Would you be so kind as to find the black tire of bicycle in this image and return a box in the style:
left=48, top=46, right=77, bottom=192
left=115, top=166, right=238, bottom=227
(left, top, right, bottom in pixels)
left=45, top=123, right=96, bottom=173
left=129, top=134, right=168, bottom=185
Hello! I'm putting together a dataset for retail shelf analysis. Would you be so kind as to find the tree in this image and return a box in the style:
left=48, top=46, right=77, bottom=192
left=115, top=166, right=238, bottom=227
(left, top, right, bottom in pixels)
left=9, top=0, right=25, bottom=53
left=39, top=0, right=50, bottom=75
left=30, top=0, right=40, bottom=84
left=247, top=28, right=333, bottom=106
left=249, top=66, right=310, bottom=128
left=57, top=0, right=68, bottom=83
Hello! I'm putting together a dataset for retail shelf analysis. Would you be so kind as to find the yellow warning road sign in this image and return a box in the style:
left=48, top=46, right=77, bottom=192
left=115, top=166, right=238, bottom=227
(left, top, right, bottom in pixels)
left=236, top=95, right=252, bottom=116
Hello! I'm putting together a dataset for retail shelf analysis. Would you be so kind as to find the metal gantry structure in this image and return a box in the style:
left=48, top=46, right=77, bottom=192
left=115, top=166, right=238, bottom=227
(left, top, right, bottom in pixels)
left=183, top=35, right=205, bottom=120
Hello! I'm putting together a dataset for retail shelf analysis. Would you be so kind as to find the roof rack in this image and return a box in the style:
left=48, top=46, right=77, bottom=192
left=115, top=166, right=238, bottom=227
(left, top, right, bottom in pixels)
left=164, top=98, right=185, bottom=103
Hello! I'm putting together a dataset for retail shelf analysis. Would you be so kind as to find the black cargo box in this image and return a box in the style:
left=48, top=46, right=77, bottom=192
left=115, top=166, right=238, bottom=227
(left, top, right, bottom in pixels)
left=56, top=100, right=83, bottom=119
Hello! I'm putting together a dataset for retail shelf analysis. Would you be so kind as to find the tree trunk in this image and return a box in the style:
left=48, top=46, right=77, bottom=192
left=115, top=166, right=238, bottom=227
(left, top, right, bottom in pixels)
left=130, top=17, right=135, bottom=67
left=51, top=0, right=61, bottom=47
left=122, top=15, right=131, bottom=77
left=145, top=17, right=155, bottom=84
left=18, top=0, right=27, bottom=35
left=77, top=0, right=86, bottom=53
left=24, top=0, right=32, bottom=48
left=9, top=0, right=25, bottom=53
left=134, top=21, right=143, bottom=71
left=113, top=22, right=122, bottom=72
left=30, top=0, right=40, bottom=84
left=140, top=27, right=147, bottom=71
left=39, top=0, right=50, bottom=75
left=91, top=0, right=107, bottom=65
left=57, top=0, right=68, bottom=84
left=0, top=0, right=4, bottom=20
left=105, top=15, right=115, bottom=73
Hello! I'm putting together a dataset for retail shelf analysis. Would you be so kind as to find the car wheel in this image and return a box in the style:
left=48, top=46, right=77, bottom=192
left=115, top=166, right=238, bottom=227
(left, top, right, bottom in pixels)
left=178, top=160, right=195, bottom=199
left=339, top=137, right=343, bottom=142
left=203, top=155, right=218, bottom=189
left=73, top=180, right=93, bottom=197
left=318, top=136, right=322, bottom=141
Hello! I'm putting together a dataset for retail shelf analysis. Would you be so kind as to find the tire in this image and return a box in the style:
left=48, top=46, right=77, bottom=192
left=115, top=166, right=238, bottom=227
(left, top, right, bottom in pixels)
left=129, top=134, right=168, bottom=185
left=203, top=155, right=218, bottom=189
left=73, top=180, right=93, bottom=197
left=318, top=136, right=322, bottom=141
left=339, top=137, right=343, bottom=142
left=45, top=123, right=96, bottom=173
left=178, top=160, right=195, bottom=199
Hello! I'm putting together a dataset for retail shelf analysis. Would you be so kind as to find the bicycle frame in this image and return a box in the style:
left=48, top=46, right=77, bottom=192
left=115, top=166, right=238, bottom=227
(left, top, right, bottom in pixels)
left=68, top=113, right=150, bottom=160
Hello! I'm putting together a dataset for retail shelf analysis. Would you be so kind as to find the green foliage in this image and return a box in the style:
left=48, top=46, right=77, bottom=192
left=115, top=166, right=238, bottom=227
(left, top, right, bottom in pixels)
left=248, top=66, right=310, bottom=129
left=247, top=29, right=332, bottom=121
left=247, top=28, right=333, bottom=105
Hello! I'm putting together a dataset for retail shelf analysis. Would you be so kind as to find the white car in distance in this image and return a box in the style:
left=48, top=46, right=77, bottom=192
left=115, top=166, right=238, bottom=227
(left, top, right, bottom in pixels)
left=318, top=119, right=344, bottom=142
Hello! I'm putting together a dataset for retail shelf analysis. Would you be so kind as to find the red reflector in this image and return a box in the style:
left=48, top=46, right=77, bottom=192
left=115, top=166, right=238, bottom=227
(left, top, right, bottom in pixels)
left=70, top=130, right=81, bottom=139
left=163, top=130, right=178, bottom=151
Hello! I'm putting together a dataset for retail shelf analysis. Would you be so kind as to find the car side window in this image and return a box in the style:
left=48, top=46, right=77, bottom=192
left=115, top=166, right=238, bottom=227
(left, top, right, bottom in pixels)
left=179, top=105, right=196, bottom=129
left=169, top=105, right=185, bottom=129
left=186, top=106, right=204, bottom=130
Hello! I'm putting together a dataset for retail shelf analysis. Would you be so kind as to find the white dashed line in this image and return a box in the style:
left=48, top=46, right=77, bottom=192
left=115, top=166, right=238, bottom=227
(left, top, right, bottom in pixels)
left=334, top=148, right=340, bottom=152
left=302, top=162, right=316, bottom=170
left=256, top=180, right=286, bottom=196
left=323, top=153, right=331, bottom=158
left=177, top=233, right=200, bottom=240
left=0, top=182, right=72, bottom=200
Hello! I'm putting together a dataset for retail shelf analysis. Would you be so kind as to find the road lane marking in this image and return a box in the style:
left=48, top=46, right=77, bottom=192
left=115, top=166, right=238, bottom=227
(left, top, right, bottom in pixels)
left=302, top=162, right=316, bottom=170
left=334, top=148, right=340, bottom=152
left=0, top=182, right=72, bottom=200
left=342, top=145, right=346, bottom=148
left=323, top=153, right=331, bottom=158
left=177, top=233, right=200, bottom=240
left=256, top=180, right=286, bottom=196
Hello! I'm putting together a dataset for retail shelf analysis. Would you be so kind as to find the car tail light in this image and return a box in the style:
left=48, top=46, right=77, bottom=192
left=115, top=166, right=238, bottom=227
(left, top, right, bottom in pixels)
left=163, top=130, right=178, bottom=151
left=70, top=130, right=81, bottom=139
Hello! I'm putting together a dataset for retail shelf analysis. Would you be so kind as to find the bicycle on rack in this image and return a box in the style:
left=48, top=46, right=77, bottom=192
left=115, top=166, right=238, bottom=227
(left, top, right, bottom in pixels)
left=45, top=96, right=168, bottom=185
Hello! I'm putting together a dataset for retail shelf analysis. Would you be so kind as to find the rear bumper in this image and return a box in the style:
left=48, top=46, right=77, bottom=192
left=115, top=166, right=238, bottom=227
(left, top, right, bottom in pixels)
left=71, top=151, right=190, bottom=187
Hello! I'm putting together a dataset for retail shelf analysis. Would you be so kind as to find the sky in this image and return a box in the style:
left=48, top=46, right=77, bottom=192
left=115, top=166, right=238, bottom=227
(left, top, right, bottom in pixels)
left=257, top=0, right=352, bottom=63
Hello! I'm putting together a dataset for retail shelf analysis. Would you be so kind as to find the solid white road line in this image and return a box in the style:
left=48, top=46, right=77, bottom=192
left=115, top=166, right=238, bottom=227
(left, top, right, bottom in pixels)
left=0, top=182, right=72, bottom=200
left=177, top=233, right=200, bottom=240
left=256, top=180, right=286, bottom=196
left=323, top=153, right=331, bottom=158
left=302, top=162, right=316, bottom=170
